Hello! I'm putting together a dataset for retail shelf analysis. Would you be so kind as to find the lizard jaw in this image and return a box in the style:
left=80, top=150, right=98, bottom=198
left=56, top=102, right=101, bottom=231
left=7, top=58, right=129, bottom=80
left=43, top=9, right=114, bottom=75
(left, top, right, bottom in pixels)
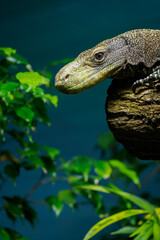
left=55, top=58, right=125, bottom=94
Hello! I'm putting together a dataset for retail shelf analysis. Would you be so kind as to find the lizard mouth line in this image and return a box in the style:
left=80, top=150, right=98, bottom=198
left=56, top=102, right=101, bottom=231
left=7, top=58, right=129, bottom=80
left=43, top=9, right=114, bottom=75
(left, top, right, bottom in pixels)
left=66, top=59, right=123, bottom=91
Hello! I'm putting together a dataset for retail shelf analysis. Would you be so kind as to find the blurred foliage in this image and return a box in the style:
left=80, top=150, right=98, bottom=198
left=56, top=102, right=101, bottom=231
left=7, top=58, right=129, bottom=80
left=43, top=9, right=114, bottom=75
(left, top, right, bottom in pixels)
left=0, top=47, right=159, bottom=240
left=78, top=184, right=159, bottom=240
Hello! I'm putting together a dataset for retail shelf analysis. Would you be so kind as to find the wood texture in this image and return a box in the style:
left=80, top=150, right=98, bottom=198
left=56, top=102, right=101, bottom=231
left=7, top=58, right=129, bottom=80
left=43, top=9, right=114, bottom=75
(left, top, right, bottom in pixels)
left=106, top=78, right=160, bottom=160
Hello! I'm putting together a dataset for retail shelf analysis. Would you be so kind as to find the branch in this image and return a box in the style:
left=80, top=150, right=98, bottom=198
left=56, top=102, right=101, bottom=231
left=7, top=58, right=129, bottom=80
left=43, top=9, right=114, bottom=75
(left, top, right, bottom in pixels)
left=24, top=172, right=45, bottom=199
left=0, top=205, right=6, bottom=211
left=29, top=200, right=46, bottom=205
left=141, top=163, right=160, bottom=188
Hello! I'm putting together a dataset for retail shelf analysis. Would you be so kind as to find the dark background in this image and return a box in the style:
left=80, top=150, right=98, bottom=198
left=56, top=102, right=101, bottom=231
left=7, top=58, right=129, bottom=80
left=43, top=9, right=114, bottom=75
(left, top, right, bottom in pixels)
left=1, top=0, right=160, bottom=239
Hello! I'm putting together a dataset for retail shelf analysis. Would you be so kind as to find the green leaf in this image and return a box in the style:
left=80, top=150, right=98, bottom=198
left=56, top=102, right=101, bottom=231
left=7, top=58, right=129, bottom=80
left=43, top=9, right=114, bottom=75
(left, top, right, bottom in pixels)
left=16, top=106, right=34, bottom=123
left=21, top=201, right=37, bottom=226
left=58, top=190, right=76, bottom=208
left=68, top=175, right=83, bottom=184
left=33, top=86, right=44, bottom=95
left=154, top=208, right=160, bottom=219
left=29, top=156, right=45, bottom=169
left=6, top=53, right=30, bottom=66
left=21, top=161, right=34, bottom=170
left=0, top=226, right=10, bottom=240
left=45, top=196, right=63, bottom=217
left=4, top=228, right=21, bottom=240
left=16, top=72, right=49, bottom=90
left=4, top=164, right=20, bottom=181
left=31, top=97, right=50, bottom=124
left=43, top=70, right=53, bottom=80
left=0, top=47, right=16, bottom=57
left=94, top=160, right=112, bottom=179
left=108, top=184, right=156, bottom=212
left=41, top=94, right=58, bottom=107
left=34, top=87, right=58, bottom=107
left=97, top=132, right=116, bottom=152
left=0, top=82, right=18, bottom=97
left=4, top=197, right=24, bottom=221
left=43, top=146, right=60, bottom=159
left=153, top=208, right=160, bottom=240
left=32, top=98, right=50, bottom=125
left=109, top=159, right=140, bottom=187
left=130, top=220, right=153, bottom=240
left=76, top=184, right=155, bottom=212
left=70, top=156, right=93, bottom=181
left=76, top=184, right=111, bottom=193
left=7, top=130, right=25, bottom=147
left=21, top=142, right=40, bottom=157
left=41, top=156, right=56, bottom=178
left=3, top=196, right=37, bottom=225
left=83, top=209, right=147, bottom=240
left=89, top=192, right=106, bottom=216
left=111, top=226, right=138, bottom=235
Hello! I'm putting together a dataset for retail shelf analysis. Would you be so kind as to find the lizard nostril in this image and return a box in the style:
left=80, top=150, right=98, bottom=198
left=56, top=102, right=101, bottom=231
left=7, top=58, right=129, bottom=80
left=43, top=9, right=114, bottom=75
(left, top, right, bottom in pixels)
left=65, top=74, right=70, bottom=80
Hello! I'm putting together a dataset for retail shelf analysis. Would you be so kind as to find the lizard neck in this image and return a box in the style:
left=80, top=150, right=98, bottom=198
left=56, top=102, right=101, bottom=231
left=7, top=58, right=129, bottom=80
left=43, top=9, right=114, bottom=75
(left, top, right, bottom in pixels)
left=113, top=61, right=160, bottom=80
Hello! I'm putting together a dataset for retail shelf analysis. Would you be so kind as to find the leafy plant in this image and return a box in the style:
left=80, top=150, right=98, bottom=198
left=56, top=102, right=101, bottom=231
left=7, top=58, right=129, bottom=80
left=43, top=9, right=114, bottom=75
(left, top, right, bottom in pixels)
left=0, top=47, right=160, bottom=240
left=77, top=184, right=160, bottom=240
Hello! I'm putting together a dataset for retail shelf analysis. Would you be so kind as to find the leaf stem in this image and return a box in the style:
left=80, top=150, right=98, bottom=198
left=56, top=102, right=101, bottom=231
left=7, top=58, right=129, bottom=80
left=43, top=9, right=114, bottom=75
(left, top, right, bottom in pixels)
left=29, top=200, right=46, bottom=205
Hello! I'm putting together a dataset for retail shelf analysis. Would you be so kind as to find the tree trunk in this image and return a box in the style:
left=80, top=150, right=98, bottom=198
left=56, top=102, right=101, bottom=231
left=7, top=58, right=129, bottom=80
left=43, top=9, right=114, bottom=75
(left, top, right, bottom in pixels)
left=105, top=78, right=160, bottom=160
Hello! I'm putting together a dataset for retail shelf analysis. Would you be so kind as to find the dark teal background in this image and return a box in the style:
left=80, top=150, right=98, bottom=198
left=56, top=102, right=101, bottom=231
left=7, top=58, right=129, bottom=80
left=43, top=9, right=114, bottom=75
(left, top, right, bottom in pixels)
left=1, top=0, right=160, bottom=239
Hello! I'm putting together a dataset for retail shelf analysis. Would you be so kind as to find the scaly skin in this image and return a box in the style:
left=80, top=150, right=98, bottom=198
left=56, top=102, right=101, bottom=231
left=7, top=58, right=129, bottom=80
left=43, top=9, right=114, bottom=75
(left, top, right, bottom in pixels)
left=55, top=29, right=160, bottom=94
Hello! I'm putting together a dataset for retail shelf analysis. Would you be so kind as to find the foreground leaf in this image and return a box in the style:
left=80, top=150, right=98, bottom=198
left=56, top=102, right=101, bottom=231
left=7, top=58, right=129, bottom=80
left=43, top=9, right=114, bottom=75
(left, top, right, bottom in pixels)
left=29, top=156, right=45, bottom=169
left=7, top=53, right=30, bottom=67
left=41, top=156, right=56, bottom=178
left=16, top=106, right=34, bottom=123
left=4, top=228, right=21, bottom=240
left=96, top=132, right=115, bottom=152
left=42, top=94, right=58, bottom=107
left=70, top=156, right=93, bottom=181
left=58, top=190, right=76, bottom=208
left=43, top=146, right=60, bottom=159
left=45, top=196, right=63, bottom=217
left=76, top=185, right=155, bottom=212
left=109, top=159, right=140, bottom=187
left=0, top=226, right=10, bottom=240
left=0, top=82, right=18, bottom=97
left=108, top=184, right=156, bottom=212
left=0, top=47, right=16, bottom=57
left=153, top=208, right=160, bottom=240
left=130, top=220, right=152, bottom=237
left=3, top=196, right=37, bottom=225
left=111, top=226, right=138, bottom=235
left=4, top=164, right=20, bottom=181
left=94, top=160, right=112, bottom=179
left=4, top=197, right=24, bottom=221
left=16, top=72, right=49, bottom=89
left=83, top=209, right=147, bottom=240
left=131, top=220, right=153, bottom=240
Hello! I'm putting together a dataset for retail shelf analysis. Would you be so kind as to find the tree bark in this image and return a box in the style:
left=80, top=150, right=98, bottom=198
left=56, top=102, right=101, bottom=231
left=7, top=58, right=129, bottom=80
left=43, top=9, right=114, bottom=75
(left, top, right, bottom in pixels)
left=105, top=78, right=160, bottom=160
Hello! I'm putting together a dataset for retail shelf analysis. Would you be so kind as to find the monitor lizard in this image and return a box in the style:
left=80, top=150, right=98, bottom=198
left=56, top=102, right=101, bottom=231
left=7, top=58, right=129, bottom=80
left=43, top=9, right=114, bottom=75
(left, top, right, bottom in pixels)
left=55, top=29, right=160, bottom=94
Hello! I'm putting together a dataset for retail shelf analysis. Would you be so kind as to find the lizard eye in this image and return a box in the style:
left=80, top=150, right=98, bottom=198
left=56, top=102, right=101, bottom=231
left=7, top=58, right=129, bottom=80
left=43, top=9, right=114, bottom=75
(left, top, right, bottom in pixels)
left=94, top=52, right=105, bottom=62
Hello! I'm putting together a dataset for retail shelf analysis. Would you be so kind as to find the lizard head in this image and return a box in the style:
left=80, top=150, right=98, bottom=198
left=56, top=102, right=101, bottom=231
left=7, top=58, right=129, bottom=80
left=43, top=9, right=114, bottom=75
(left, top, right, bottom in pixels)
left=55, top=36, right=127, bottom=94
